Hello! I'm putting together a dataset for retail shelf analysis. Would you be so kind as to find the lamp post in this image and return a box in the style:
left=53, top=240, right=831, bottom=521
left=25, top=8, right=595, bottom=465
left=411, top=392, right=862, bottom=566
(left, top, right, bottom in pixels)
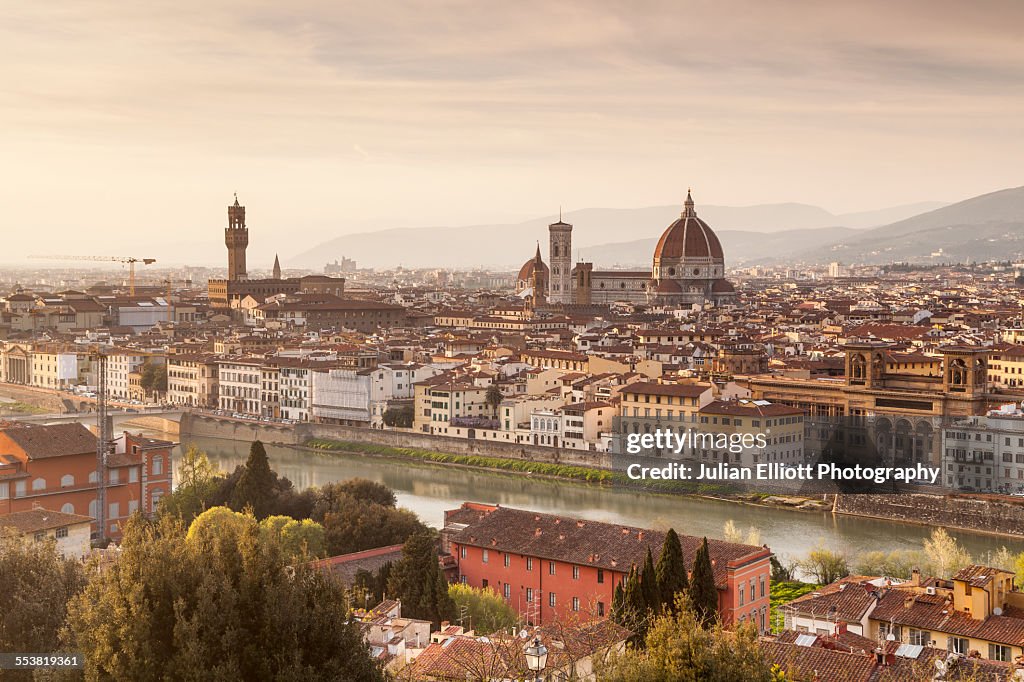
left=524, top=637, right=548, bottom=682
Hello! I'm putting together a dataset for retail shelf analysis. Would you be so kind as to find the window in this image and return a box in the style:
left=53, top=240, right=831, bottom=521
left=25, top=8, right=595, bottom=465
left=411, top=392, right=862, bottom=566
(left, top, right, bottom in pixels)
left=504, top=553, right=510, bottom=568
left=572, top=597, right=580, bottom=612
left=55, top=527, right=68, bottom=539
left=61, top=503, right=75, bottom=514
left=908, top=629, right=931, bottom=646
left=482, top=549, right=489, bottom=564
left=32, top=477, right=46, bottom=491
left=61, top=474, right=74, bottom=487
left=750, top=582, right=756, bottom=602
left=572, top=565, right=580, bottom=580
left=128, top=500, right=139, bottom=514
left=549, top=592, right=556, bottom=608
left=527, top=557, right=534, bottom=571
left=482, top=579, right=488, bottom=588
left=152, top=456, right=163, bottom=476
left=503, top=584, right=510, bottom=599
left=109, top=468, right=120, bottom=484
left=129, top=467, right=139, bottom=483
left=460, top=575, right=467, bottom=584
left=597, top=601, right=605, bottom=617
left=35, top=531, right=46, bottom=542
left=879, top=622, right=901, bottom=642
left=549, top=561, right=556, bottom=575
left=597, top=569, right=604, bottom=584
left=948, top=637, right=969, bottom=654
left=526, top=588, right=533, bottom=603
left=739, top=582, right=745, bottom=606
left=760, top=575, right=766, bottom=598
left=989, top=643, right=1011, bottom=662
left=109, top=502, right=120, bottom=519
left=0, top=482, right=7, bottom=500
left=460, top=546, right=466, bottom=559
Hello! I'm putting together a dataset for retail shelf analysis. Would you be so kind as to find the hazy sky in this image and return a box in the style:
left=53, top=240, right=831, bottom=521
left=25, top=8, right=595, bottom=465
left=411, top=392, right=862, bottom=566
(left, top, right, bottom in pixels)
left=2, top=0, right=1023, bottom=264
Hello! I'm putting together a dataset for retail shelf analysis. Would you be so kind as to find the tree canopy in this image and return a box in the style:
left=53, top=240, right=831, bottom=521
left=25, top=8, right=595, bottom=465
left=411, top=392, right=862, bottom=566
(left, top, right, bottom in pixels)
left=65, top=515, right=382, bottom=681
left=689, top=537, right=718, bottom=626
left=387, top=532, right=455, bottom=628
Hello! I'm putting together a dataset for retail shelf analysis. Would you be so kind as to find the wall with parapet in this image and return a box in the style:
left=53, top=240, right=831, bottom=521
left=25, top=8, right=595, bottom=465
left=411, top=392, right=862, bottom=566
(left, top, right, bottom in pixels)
left=179, top=412, right=613, bottom=469
left=835, top=493, right=1024, bottom=537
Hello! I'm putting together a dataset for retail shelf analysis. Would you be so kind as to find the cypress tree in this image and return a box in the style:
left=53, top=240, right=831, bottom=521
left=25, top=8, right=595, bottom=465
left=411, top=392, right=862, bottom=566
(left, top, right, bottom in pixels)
left=387, top=532, right=454, bottom=628
left=689, top=536, right=718, bottom=626
left=230, top=440, right=275, bottom=518
left=640, top=548, right=659, bottom=613
left=656, top=528, right=689, bottom=613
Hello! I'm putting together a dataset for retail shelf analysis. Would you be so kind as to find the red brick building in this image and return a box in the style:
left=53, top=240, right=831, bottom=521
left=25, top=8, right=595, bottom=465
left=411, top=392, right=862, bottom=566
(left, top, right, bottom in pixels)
left=443, top=503, right=772, bottom=630
left=0, top=422, right=173, bottom=541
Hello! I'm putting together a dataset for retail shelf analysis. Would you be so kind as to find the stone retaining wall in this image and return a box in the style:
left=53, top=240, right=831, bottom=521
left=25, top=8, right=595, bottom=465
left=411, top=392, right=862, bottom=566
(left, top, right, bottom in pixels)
left=179, top=412, right=613, bottom=469
left=835, top=493, right=1024, bottom=537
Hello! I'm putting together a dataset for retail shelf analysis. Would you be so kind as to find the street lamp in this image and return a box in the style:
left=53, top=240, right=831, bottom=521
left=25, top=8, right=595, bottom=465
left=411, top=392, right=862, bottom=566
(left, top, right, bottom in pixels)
left=524, top=637, right=548, bottom=681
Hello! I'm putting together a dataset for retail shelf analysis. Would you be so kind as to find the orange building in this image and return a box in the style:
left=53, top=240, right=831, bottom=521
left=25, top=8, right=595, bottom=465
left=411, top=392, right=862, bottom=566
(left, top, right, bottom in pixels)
left=0, top=422, right=173, bottom=541
left=442, top=503, right=772, bottom=630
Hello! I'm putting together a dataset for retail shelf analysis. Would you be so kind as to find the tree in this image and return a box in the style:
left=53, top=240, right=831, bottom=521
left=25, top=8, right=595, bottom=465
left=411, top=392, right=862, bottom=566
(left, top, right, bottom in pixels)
left=65, top=515, right=384, bottom=681
left=311, top=479, right=396, bottom=519
left=159, top=446, right=224, bottom=523
left=656, top=528, right=689, bottom=615
left=770, top=555, right=797, bottom=583
left=640, top=548, right=659, bottom=613
left=382, top=405, right=414, bottom=428
left=923, top=528, right=972, bottom=579
left=485, top=384, right=504, bottom=417
left=321, top=494, right=427, bottom=556
left=229, top=440, right=277, bottom=518
left=0, top=529, right=87, bottom=656
left=139, top=361, right=168, bottom=394
left=854, top=549, right=924, bottom=579
left=688, top=537, right=718, bottom=626
left=599, top=594, right=774, bottom=682
left=387, top=532, right=455, bottom=628
left=611, top=567, right=650, bottom=643
left=798, top=545, right=849, bottom=585
left=260, top=515, right=326, bottom=559
left=448, top=583, right=518, bottom=635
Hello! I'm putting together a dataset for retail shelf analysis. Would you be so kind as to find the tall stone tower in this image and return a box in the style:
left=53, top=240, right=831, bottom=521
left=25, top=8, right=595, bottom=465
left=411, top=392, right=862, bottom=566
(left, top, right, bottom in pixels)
left=225, top=194, right=248, bottom=281
left=548, top=215, right=572, bottom=304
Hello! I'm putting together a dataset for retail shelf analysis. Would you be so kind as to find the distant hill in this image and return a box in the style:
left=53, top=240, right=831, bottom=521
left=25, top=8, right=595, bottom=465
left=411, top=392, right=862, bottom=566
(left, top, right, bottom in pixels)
left=289, top=201, right=943, bottom=270
left=582, top=227, right=863, bottom=267
left=798, top=186, right=1024, bottom=264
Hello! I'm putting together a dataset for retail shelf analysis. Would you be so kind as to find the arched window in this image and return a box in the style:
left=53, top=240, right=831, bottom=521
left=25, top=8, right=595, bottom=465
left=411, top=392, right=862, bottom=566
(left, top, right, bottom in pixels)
left=32, top=477, right=46, bottom=491
left=61, top=503, right=75, bottom=514
left=88, top=499, right=98, bottom=519
left=88, top=471, right=98, bottom=483
left=61, top=474, right=74, bottom=487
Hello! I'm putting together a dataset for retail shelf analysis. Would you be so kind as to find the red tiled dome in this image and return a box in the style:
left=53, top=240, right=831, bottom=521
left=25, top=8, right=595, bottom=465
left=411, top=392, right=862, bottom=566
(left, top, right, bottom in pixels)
left=653, top=192, right=724, bottom=262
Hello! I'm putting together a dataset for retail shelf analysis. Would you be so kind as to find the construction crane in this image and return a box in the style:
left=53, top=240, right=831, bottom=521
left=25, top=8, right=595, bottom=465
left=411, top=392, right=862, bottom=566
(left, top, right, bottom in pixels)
left=29, top=255, right=157, bottom=296
left=93, top=349, right=110, bottom=545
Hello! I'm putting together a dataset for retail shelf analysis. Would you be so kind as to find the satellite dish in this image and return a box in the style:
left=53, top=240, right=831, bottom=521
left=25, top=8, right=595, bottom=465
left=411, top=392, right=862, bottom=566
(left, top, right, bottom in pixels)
left=886, top=633, right=896, bottom=641
left=994, top=606, right=1004, bottom=616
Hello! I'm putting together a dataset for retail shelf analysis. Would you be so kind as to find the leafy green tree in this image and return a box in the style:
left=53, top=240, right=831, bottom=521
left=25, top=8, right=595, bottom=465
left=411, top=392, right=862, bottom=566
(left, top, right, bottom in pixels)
left=770, top=555, right=797, bottom=583
left=641, top=548, right=659, bottom=613
left=387, top=532, right=455, bottom=628
left=311, top=479, right=396, bottom=519
left=485, top=384, right=504, bottom=417
left=798, top=544, right=849, bottom=585
left=448, top=583, right=518, bottom=635
left=186, top=506, right=254, bottom=544
left=159, top=446, right=224, bottom=523
left=0, top=529, right=87, bottom=656
left=229, top=440, right=277, bottom=518
left=923, top=528, right=972, bottom=579
left=688, top=537, right=718, bottom=626
left=599, top=594, right=773, bottom=682
left=656, top=528, right=689, bottom=614
left=260, top=515, right=326, bottom=559
left=139, top=361, right=167, bottom=393
left=382, top=405, right=414, bottom=428
left=353, top=562, right=393, bottom=608
left=65, top=515, right=383, bottom=681
left=321, top=494, right=426, bottom=556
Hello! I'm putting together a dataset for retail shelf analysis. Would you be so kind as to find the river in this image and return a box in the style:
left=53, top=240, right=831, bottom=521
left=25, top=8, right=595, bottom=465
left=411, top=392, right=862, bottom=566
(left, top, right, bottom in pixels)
left=173, top=434, right=1024, bottom=566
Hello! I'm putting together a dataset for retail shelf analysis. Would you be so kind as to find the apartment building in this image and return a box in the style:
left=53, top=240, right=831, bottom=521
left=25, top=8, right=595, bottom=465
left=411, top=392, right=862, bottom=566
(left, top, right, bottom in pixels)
left=443, top=503, right=772, bottom=629
left=0, top=424, right=173, bottom=541
left=943, top=404, right=1024, bottom=492
left=166, top=354, right=219, bottom=408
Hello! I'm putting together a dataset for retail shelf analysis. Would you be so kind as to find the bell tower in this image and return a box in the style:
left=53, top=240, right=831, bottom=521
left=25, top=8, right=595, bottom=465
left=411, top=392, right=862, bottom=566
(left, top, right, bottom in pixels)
left=225, top=193, right=248, bottom=281
left=548, top=212, right=572, bottom=304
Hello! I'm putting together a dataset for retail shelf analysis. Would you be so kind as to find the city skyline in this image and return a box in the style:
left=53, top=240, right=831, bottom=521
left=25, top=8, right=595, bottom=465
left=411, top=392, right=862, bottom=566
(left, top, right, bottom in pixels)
left=2, top=1, right=1023, bottom=263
